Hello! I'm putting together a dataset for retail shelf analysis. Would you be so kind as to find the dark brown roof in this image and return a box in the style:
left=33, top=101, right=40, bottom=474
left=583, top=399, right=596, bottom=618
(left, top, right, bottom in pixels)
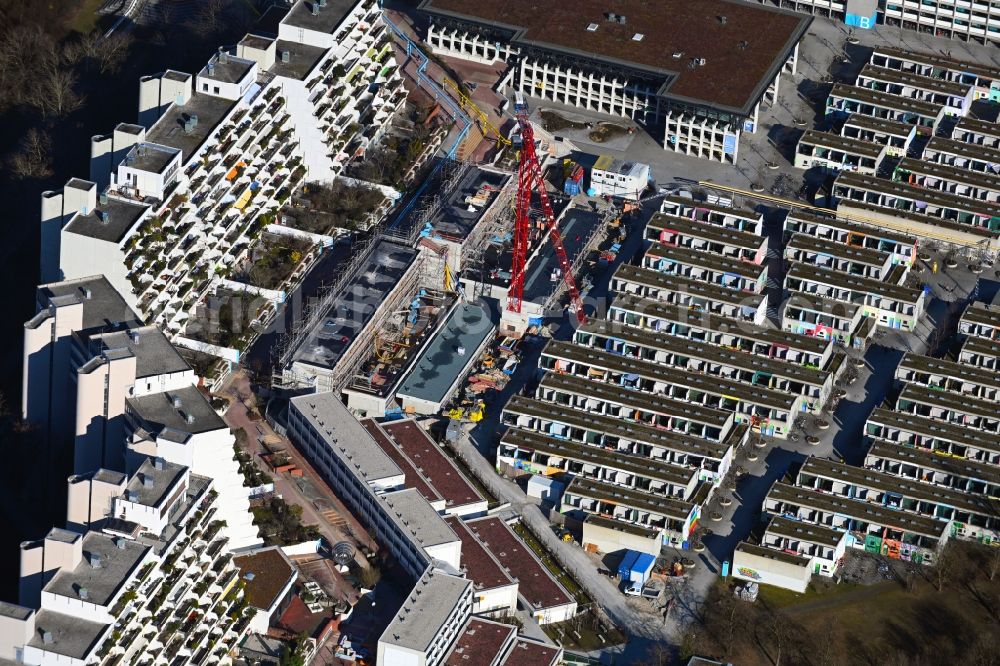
left=445, top=618, right=516, bottom=666
left=444, top=516, right=515, bottom=590
left=421, top=0, right=809, bottom=111
left=233, top=548, right=296, bottom=610
left=362, top=420, right=443, bottom=503
left=500, top=638, right=561, bottom=666
left=383, top=420, right=482, bottom=506
left=466, top=517, right=573, bottom=610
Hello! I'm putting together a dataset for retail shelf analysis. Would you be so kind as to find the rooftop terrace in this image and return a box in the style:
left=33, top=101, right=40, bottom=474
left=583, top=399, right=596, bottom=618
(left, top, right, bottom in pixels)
left=382, top=420, right=482, bottom=507
left=63, top=196, right=149, bottom=244
left=443, top=516, right=515, bottom=591
left=45, top=532, right=150, bottom=607
left=127, top=385, right=226, bottom=438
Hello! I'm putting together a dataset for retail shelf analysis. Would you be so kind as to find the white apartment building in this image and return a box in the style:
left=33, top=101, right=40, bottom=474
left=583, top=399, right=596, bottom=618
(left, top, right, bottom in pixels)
left=421, top=0, right=810, bottom=163
left=0, top=458, right=255, bottom=666
left=750, top=0, right=1000, bottom=46
left=22, top=275, right=261, bottom=552
left=44, top=0, right=406, bottom=342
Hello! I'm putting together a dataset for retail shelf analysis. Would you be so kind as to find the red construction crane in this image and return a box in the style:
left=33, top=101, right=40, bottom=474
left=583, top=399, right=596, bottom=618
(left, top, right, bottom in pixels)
left=506, top=93, right=586, bottom=325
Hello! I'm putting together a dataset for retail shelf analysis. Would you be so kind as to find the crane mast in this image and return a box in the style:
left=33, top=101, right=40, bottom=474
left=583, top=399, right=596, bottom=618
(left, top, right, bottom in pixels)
left=506, top=93, right=586, bottom=325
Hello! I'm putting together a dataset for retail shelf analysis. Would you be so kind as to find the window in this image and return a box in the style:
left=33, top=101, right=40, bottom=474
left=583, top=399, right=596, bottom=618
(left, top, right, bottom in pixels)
left=213, top=86, right=220, bottom=94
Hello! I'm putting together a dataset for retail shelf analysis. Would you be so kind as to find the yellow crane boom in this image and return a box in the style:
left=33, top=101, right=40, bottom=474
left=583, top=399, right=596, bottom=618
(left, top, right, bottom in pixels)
left=442, top=77, right=511, bottom=147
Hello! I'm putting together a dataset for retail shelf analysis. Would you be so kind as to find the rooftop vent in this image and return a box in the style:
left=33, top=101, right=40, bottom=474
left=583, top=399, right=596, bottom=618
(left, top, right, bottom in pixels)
left=605, top=12, right=617, bottom=22
left=719, top=15, right=728, bottom=25
left=207, top=63, right=216, bottom=76
left=116, top=538, right=126, bottom=550
left=185, top=413, right=195, bottom=425
left=42, top=631, right=54, bottom=645
left=142, top=474, right=154, bottom=488
left=83, top=288, right=92, bottom=300
left=218, top=50, right=229, bottom=64
left=97, top=210, right=110, bottom=225
left=586, top=23, right=598, bottom=32
left=78, top=587, right=88, bottom=600
left=311, top=2, right=319, bottom=15
left=172, top=396, right=182, bottom=409
left=245, top=572, right=255, bottom=581
left=738, top=40, right=749, bottom=50
left=617, top=15, right=627, bottom=24
left=318, top=0, right=327, bottom=6
left=632, top=33, right=644, bottom=41
left=99, top=192, right=109, bottom=205
left=89, top=553, right=102, bottom=569
left=281, top=50, right=291, bottom=63
left=132, top=331, right=141, bottom=345
left=126, top=489, right=138, bottom=502
left=153, top=456, right=164, bottom=470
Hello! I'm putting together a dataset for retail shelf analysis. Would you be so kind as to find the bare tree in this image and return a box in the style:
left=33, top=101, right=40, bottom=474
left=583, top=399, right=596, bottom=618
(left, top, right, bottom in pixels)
left=933, top=545, right=957, bottom=592
left=9, top=128, right=53, bottom=180
left=768, top=611, right=791, bottom=666
left=987, top=546, right=1000, bottom=582
left=645, top=642, right=671, bottom=666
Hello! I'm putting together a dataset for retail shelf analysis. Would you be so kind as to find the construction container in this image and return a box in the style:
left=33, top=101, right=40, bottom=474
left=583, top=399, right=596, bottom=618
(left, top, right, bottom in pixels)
left=563, top=163, right=585, bottom=196
left=629, top=553, right=656, bottom=585
left=527, top=475, right=564, bottom=503
left=618, top=550, right=640, bottom=579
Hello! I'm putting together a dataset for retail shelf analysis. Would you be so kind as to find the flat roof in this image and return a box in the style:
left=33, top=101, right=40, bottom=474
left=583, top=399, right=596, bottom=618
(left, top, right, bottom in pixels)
left=736, top=541, right=810, bottom=567
left=648, top=213, right=765, bottom=251
left=293, top=239, right=416, bottom=371
left=28, top=610, right=107, bottom=661
left=362, top=420, right=442, bottom=503
left=146, top=92, right=236, bottom=159
left=767, top=482, right=947, bottom=538
left=63, top=196, right=148, bottom=244
left=501, top=425, right=702, bottom=488
left=612, top=263, right=765, bottom=308
left=466, top=517, right=573, bottom=609
left=785, top=232, right=890, bottom=268
left=542, top=339, right=797, bottom=410
left=785, top=209, right=918, bottom=246
left=126, top=142, right=180, bottom=174
left=873, top=45, right=1000, bottom=82
left=605, top=293, right=830, bottom=356
left=838, top=198, right=998, bottom=240
left=432, top=167, right=510, bottom=240
left=271, top=39, right=329, bottom=80
left=500, top=638, right=562, bottom=666
left=200, top=54, right=254, bottom=84
left=829, top=82, right=943, bottom=118
left=898, top=381, right=998, bottom=421
left=580, top=314, right=828, bottom=387
left=81, top=325, right=189, bottom=379
left=955, top=115, right=1000, bottom=140
left=382, top=420, right=482, bottom=507
left=784, top=291, right=863, bottom=321
left=233, top=547, right=296, bottom=610
left=867, top=439, right=1000, bottom=487
left=445, top=618, right=516, bottom=666
left=925, top=135, right=1000, bottom=165
left=898, top=352, right=1000, bottom=389
left=381, top=570, right=471, bottom=653
left=895, top=157, right=1000, bottom=192
left=282, top=0, right=357, bottom=34
left=869, top=407, right=1000, bottom=455
left=660, top=195, right=761, bottom=222
left=397, top=303, right=496, bottom=405
left=290, top=391, right=402, bottom=483
left=381, top=488, right=460, bottom=550
left=785, top=261, right=922, bottom=304
left=34, top=276, right=140, bottom=334
left=798, top=129, right=884, bottom=159
left=842, top=113, right=915, bottom=138
left=443, top=516, right=515, bottom=590
left=506, top=394, right=735, bottom=461
left=837, top=170, right=1000, bottom=218
left=563, top=475, right=694, bottom=522
left=645, top=240, right=766, bottom=280
left=0, top=602, right=32, bottom=621
left=127, top=385, right=226, bottom=438
left=45, top=532, right=150, bottom=607
left=962, top=335, right=1000, bottom=361
left=584, top=513, right=660, bottom=539
left=858, top=64, right=972, bottom=98
left=799, top=456, right=996, bottom=519
left=523, top=208, right=602, bottom=303
left=124, top=458, right=186, bottom=508
left=766, top=516, right=844, bottom=549
left=422, top=0, right=810, bottom=112
left=539, top=370, right=733, bottom=430
left=962, top=301, right=1000, bottom=331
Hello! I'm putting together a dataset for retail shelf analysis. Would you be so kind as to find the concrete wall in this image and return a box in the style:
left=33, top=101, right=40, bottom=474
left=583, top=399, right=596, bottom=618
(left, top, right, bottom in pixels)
left=582, top=520, right=661, bottom=556
left=732, top=549, right=812, bottom=593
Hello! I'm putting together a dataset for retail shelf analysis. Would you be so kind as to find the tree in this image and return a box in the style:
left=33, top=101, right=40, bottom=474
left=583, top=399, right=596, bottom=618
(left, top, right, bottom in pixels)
left=645, top=642, right=671, bottom=666
left=934, top=544, right=958, bottom=592
left=987, top=545, right=1000, bottom=582
left=9, top=128, right=53, bottom=180
left=359, top=565, right=381, bottom=589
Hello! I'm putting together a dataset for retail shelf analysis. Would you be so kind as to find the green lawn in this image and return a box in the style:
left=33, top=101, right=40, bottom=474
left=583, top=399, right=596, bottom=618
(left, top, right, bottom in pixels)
left=541, top=616, right=627, bottom=651
left=511, top=522, right=591, bottom=605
